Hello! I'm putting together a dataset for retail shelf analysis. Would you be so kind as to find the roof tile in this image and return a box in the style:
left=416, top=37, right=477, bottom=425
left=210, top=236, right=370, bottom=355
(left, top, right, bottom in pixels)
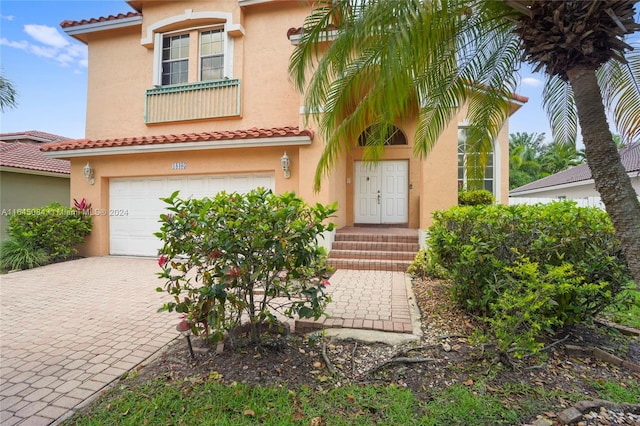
left=40, top=126, right=315, bottom=153
left=60, top=11, right=141, bottom=29
left=0, top=142, right=70, bottom=174
left=0, top=131, right=71, bottom=143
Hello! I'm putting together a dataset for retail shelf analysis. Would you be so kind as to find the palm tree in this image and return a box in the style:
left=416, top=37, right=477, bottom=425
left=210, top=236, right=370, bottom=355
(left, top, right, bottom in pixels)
left=538, top=141, right=582, bottom=176
left=290, top=0, right=640, bottom=287
left=0, top=75, right=17, bottom=112
left=509, top=132, right=545, bottom=188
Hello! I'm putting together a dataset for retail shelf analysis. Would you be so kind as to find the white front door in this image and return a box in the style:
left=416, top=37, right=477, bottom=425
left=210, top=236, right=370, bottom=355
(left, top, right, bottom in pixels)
left=354, top=161, right=408, bottom=224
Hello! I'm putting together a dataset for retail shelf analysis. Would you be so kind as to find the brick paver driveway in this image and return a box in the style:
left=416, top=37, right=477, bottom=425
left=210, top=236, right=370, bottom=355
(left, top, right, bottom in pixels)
left=0, top=257, right=178, bottom=426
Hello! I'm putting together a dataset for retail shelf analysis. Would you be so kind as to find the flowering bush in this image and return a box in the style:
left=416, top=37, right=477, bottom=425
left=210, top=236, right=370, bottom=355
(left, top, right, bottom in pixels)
left=2, top=202, right=92, bottom=266
left=155, top=188, right=336, bottom=345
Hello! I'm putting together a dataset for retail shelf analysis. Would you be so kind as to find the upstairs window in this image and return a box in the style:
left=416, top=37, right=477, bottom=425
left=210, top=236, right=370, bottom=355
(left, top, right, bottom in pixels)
left=158, top=27, right=229, bottom=86
left=147, top=11, right=242, bottom=87
left=200, top=29, right=224, bottom=81
left=161, top=34, right=189, bottom=85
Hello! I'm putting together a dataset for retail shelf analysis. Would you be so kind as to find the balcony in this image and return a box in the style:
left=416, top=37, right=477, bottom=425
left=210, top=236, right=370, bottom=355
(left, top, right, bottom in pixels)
left=145, top=79, right=241, bottom=124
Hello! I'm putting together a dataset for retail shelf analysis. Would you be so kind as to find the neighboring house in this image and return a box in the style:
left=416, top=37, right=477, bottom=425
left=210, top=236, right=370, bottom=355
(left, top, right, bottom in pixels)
left=42, top=0, right=525, bottom=258
left=510, top=143, right=640, bottom=206
left=0, top=132, right=71, bottom=241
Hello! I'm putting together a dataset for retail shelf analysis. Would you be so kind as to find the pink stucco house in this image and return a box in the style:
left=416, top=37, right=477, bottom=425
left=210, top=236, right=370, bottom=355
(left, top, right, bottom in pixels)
left=42, top=0, right=525, bottom=265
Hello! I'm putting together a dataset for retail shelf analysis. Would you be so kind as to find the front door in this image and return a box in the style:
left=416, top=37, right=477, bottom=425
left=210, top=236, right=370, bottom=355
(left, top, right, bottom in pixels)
left=354, top=160, right=408, bottom=224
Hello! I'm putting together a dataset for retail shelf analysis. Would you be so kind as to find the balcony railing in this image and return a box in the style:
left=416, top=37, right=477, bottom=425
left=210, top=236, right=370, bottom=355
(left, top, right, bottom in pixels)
left=145, top=79, right=241, bottom=124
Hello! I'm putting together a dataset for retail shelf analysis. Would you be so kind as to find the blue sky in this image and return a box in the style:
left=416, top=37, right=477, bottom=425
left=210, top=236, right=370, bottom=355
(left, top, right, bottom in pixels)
left=0, top=0, right=622, bottom=143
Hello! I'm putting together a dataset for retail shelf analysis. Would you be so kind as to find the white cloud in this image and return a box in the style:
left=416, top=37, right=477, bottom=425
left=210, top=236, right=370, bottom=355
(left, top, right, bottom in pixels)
left=0, top=38, right=29, bottom=50
left=24, top=24, right=69, bottom=49
left=1, top=25, right=87, bottom=70
left=521, top=77, right=543, bottom=88
left=1, top=14, right=15, bottom=21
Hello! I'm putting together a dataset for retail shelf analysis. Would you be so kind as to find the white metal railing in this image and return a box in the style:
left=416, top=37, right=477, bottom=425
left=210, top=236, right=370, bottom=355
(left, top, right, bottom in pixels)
left=145, top=79, right=241, bottom=124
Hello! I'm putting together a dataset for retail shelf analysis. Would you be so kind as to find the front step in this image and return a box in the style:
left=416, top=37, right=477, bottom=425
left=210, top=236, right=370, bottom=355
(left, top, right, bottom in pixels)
left=329, top=249, right=415, bottom=261
left=328, top=258, right=412, bottom=272
left=331, top=241, right=419, bottom=252
left=328, top=229, right=419, bottom=272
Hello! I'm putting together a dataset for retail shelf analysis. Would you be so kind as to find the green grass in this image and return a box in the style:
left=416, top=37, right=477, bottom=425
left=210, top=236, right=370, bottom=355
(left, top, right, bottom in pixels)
left=601, top=284, right=640, bottom=329
left=591, top=379, right=640, bottom=404
left=64, top=379, right=587, bottom=426
left=64, top=381, right=422, bottom=425
left=63, top=362, right=640, bottom=425
left=420, top=385, right=521, bottom=425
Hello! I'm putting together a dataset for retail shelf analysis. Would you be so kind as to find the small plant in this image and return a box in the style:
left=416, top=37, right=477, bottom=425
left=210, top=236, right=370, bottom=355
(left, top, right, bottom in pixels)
left=407, top=247, right=446, bottom=279
left=0, top=238, right=49, bottom=271
left=156, top=188, right=336, bottom=346
left=2, top=202, right=92, bottom=268
left=599, top=283, right=640, bottom=329
left=488, top=257, right=606, bottom=356
left=458, top=189, right=495, bottom=206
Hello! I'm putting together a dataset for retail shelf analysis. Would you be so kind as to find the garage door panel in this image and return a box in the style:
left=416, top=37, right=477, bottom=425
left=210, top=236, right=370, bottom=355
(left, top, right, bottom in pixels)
left=109, top=173, right=274, bottom=256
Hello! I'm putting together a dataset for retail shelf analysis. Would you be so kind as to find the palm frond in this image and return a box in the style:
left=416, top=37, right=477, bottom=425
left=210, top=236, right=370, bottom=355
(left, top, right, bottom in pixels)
left=597, top=46, right=640, bottom=144
left=542, top=75, right=578, bottom=146
left=292, top=0, right=523, bottom=189
left=0, top=75, right=18, bottom=112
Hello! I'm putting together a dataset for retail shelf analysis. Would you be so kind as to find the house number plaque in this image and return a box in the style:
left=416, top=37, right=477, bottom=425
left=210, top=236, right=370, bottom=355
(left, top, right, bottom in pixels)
left=172, top=162, right=187, bottom=170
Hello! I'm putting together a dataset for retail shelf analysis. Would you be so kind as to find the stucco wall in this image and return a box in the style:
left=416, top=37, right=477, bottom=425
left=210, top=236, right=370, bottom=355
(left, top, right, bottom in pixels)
left=84, top=1, right=309, bottom=139
left=0, top=171, right=70, bottom=241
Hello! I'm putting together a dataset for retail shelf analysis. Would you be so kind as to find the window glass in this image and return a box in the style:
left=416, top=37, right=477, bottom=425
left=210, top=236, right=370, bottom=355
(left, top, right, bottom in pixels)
left=357, top=124, right=407, bottom=146
left=200, top=29, right=224, bottom=81
left=162, top=34, right=189, bottom=85
left=458, top=128, right=494, bottom=193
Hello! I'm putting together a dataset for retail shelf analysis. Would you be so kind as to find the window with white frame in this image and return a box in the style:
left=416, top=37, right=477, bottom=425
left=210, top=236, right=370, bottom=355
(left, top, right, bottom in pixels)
left=458, top=127, right=494, bottom=193
left=158, top=27, right=228, bottom=86
left=200, top=29, right=224, bottom=81
left=161, top=34, right=189, bottom=85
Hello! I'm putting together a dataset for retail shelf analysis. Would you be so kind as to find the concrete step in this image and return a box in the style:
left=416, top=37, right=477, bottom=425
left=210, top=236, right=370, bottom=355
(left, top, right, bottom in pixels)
left=329, top=249, right=416, bottom=261
left=334, top=233, right=418, bottom=244
left=327, top=258, right=412, bottom=272
left=331, top=241, right=419, bottom=252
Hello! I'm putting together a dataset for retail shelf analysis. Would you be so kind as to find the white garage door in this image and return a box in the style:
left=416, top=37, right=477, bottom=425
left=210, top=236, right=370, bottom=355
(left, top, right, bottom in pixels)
left=109, top=173, right=274, bottom=256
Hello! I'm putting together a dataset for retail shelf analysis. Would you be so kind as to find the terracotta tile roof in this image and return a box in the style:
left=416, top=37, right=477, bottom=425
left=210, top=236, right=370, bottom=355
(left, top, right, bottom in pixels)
left=511, top=143, right=640, bottom=194
left=0, top=142, right=70, bottom=174
left=41, top=127, right=315, bottom=152
left=0, top=131, right=71, bottom=143
left=60, top=12, right=141, bottom=29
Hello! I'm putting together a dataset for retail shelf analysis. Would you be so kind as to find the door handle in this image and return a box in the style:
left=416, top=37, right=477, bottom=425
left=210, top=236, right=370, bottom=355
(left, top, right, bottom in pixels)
left=377, top=190, right=381, bottom=205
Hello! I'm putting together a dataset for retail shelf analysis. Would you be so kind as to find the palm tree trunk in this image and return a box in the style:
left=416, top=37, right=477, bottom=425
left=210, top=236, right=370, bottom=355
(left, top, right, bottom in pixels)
left=566, top=65, right=640, bottom=290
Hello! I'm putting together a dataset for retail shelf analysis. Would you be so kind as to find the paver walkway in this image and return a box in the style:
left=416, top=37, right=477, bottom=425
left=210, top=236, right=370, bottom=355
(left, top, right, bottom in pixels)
left=297, top=269, right=415, bottom=334
left=0, top=257, right=177, bottom=426
left=0, top=257, right=418, bottom=425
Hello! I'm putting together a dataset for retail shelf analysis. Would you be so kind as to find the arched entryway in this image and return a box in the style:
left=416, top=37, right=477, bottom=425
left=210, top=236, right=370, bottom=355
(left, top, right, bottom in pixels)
left=354, top=125, right=409, bottom=224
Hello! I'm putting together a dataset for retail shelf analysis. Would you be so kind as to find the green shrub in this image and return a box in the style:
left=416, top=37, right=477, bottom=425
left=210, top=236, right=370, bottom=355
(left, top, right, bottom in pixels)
left=0, top=238, right=50, bottom=271
left=428, top=202, right=631, bottom=356
left=458, top=189, right=495, bottom=206
left=6, top=202, right=92, bottom=263
left=407, top=248, right=446, bottom=279
left=156, top=188, right=336, bottom=345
